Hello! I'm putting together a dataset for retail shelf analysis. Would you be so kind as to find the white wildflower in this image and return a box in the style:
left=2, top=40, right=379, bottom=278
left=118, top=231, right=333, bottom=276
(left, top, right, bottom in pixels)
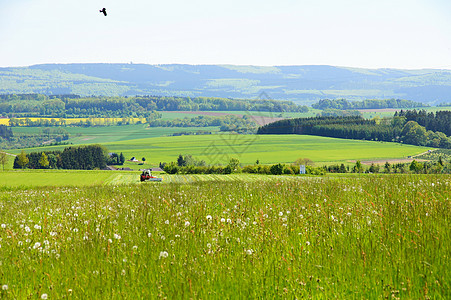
left=2, top=284, right=8, bottom=290
left=33, top=242, right=41, bottom=249
left=114, top=234, right=121, bottom=240
left=206, top=215, right=212, bottom=220
left=159, top=251, right=169, bottom=259
left=184, top=221, right=190, bottom=227
left=41, top=293, right=48, bottom=300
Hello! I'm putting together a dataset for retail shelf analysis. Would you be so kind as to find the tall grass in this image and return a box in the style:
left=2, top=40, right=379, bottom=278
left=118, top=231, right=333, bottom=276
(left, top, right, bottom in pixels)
left=0, top=175, right=449, bottom=298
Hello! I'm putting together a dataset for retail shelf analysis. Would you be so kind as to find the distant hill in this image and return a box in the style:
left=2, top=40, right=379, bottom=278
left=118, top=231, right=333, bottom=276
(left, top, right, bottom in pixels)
left=1, top=64, right=451, bottom=105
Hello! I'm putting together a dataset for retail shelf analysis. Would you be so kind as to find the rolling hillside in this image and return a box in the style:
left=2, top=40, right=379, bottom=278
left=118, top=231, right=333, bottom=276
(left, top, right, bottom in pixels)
left=1, top=64, right=451, bottom=105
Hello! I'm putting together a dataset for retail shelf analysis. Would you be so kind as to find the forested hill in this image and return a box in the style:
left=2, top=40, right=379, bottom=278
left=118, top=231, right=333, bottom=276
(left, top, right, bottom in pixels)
left=1, top=64, right=451, bottom=105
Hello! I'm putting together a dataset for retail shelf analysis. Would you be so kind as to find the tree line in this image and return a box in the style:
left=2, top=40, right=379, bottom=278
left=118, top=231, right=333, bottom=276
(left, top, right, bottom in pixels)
left=312, top=99, right=427, bottom=110
left=397, top=109, right=451, bottom=136
left=326, top=158, right=451, bottom=174
left=13, top=145, right=107, bottom=170
left=257, top=113, right=451, bottom=148
left=0, top=94, right=309, bottom=118
left=161, top=155, right=325, bottom=175
left=148, top=115, right=257, bottom=132
left=7, top=117, right=141, bottom=127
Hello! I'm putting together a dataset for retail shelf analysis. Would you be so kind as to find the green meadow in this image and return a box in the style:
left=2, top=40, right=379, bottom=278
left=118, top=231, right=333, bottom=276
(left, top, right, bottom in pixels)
left=12, top=124, right=220, bottom=145
left=0, top=175, right=449, bottom=298
left=0, top=170, right=300, bottom=188
left=85, top=134, right=429, bottom=166
left=9, top=134, right=429, bottom=168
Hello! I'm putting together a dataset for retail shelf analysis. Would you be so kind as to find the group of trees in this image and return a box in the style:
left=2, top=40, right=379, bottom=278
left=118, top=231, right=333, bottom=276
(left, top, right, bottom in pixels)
left=162, top=155, right=325, bottom=175
left=8, top=117, right=142, bottom=127
left=397, top=110, right=451, bottom=136
left=326, top=158, right=450, bottom=174
left=0, top=125, right=13, bottom=139
left=258, top=112, right=451, bottom=148
left=107, top=152, right=125, bottom=165
left=13, top=145, right=108, bottom=170
left=312, top=99, right=427, bottom=110
left=0, top=94, right=309, bottom=119
left=149, top=115, right=257, bottom=132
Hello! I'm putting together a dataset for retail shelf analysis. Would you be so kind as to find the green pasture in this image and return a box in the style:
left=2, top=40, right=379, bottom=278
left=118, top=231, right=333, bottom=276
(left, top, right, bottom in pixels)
left=0, top=170, right=116, bottom=188
left=9, top=134, right=429, bottom=168
left=0, top=175, right=449, bottom=298
left=105, top=134, right=429, bottom=166
left=12, top=125, right=220, bottom=145
left=0, top=170, right=300, bottom=188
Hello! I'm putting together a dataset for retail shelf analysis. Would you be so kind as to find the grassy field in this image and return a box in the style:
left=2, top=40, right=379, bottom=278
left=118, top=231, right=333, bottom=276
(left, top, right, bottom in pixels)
left=8, top=134, right=429, bottom=168
left=84, top=134, right=430, bottom=166
left=12, top=124, right=220, bottom=145
left=0, top=174, right=449, bottom=298
left=0, top=170, right=307, bottom=188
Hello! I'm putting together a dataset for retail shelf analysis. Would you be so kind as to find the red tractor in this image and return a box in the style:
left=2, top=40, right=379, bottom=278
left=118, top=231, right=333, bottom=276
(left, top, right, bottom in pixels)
left=140, top=169, right=163, bottom=182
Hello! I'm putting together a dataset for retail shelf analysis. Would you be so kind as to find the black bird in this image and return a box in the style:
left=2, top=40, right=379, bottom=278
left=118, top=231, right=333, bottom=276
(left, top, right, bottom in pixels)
left=99, top=8, right=107, bottom=16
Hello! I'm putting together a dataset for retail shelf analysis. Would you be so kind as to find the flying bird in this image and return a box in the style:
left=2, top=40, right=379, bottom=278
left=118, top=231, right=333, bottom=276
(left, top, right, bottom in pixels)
left=99, top=8, right=107, bottom=16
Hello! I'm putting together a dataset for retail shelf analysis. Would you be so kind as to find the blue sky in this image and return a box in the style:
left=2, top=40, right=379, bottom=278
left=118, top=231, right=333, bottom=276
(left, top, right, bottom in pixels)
left=1, top=0, right=450, bottom=69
